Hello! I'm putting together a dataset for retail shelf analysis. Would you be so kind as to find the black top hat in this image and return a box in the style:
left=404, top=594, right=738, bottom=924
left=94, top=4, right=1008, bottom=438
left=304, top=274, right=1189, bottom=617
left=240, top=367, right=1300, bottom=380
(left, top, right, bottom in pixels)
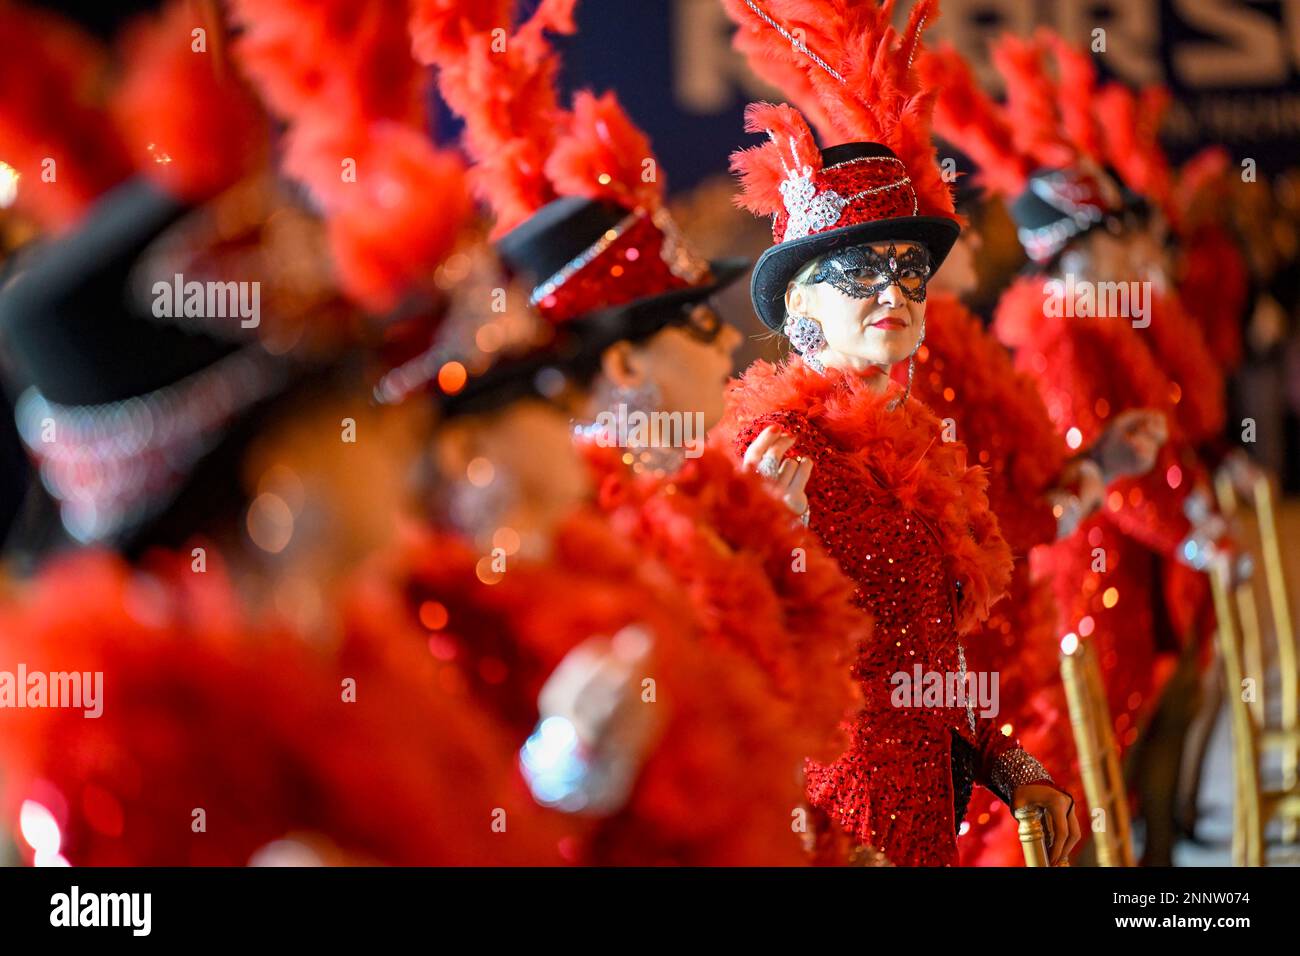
left=0, top=178, right=293, bottom=553
left=412, top=196, right=750, bottom=419
left=0, top=179, right=242, bottom=407
left=1009, top=167, right=1112, bottom=266
left=749, top=142, right=961, bottom=331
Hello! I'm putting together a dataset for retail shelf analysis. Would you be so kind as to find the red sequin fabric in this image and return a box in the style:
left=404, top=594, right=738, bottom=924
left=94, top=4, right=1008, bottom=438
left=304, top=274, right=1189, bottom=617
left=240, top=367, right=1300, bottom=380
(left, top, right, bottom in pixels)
left=534, top=213, right=709, bottom=324
left=770, top=156, right=918, bottom=244
left=717, top=357, right=1052, bottom=866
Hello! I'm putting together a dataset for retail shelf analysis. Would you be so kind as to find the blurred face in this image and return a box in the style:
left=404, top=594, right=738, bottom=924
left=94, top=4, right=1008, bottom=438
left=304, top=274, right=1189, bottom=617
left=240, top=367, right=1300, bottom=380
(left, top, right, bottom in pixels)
left=786, top=240, right=930, bottom=371
left=1124, top=212, right=1171, bottom=288
left=598, top=304, right=742, bottom=430
left=1065, top=225, right=1129, bottom=282
left=433, top=398, right=590, bottom=558
left=930, top=228, right=980, bottom=298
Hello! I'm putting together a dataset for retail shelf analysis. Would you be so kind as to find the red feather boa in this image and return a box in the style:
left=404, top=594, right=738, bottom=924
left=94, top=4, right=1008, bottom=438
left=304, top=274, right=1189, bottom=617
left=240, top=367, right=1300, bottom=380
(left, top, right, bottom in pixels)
left=716, top=357, right=1012, bottom=636
left=348, top=511, right=814, bottom=865
left=0, top=548, right=565, bottom=865
left=582, top=442, right=863, bottom=765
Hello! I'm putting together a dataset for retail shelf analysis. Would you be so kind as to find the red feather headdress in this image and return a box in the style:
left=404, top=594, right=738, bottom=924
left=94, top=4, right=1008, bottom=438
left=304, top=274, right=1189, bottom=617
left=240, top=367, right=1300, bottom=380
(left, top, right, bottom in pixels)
left=231, top=0, right=471, bottom=311
left=725, top=0, right=955, bottom=222
left=990, top=33, right=1075, bottom=171
left=920, top=30, right=1116, bottom=201
left=111, top=1, right=267, bottom=202
left=1094, top=81, right=1173, bottom=213
left=410, top=0, right=719, bottom=331
left=915, top=43, right=1032, bottom=199
left=410, top=0, right=666, bottom=237
left=0, top=2, right=131, bottom=231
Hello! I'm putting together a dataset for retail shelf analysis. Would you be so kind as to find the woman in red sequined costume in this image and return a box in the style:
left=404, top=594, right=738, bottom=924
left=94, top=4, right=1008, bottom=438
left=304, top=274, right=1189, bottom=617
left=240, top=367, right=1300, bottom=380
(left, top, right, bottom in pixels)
left=718, top=0, right=1079, bottom=866
left=735, top=17, right=1168, bottom=866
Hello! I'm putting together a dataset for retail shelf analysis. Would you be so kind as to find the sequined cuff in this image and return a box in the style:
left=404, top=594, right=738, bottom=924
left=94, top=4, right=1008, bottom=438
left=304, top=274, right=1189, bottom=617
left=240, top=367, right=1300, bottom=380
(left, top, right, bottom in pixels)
left=989, top=749, right=1053, bottom=805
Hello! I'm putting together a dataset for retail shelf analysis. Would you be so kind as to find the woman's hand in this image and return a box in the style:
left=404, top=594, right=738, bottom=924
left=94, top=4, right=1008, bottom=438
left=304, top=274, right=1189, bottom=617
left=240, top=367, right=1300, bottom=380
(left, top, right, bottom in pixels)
left=538, top=626, right=658, bottom=753
left=1014, top=784, right=1081, bottom=866
left=742, top=425, right=814, bottom=519
left=1093, top=408, right=1168, bottom=483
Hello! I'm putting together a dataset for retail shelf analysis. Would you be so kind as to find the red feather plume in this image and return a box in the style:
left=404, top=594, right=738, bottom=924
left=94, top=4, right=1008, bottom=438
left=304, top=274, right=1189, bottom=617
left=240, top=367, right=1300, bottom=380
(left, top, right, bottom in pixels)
left=1095, top=81, right=1172, bottom=211
left=916, top=44, right=1032, bottom=198
left=411, top=0, right=576, bottom=235
left=990, top=33, right=1074, bottom=169
left=232, top=0, right=470, bottom=311
left=545, top=89, right=664, bottom=212
left=1044, top=31, right=1104, bottom=165
left=729, top=102, right=822, bottom=217
left=111, top=1, right=267, bottom=201
left=723, top=0, right=839, bottom=139
left=0, top=2, right=131, bottom=231
left=723, top=0, right=955, bottom=220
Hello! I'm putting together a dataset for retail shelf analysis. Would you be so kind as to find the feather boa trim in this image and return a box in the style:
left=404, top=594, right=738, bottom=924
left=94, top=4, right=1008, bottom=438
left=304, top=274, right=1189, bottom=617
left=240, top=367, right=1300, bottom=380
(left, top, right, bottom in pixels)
left=912, top=293, right=1065, bottom=555
left=581, top=442, right=863, bottom=763
left=717, top=357, right=1012, bottom=635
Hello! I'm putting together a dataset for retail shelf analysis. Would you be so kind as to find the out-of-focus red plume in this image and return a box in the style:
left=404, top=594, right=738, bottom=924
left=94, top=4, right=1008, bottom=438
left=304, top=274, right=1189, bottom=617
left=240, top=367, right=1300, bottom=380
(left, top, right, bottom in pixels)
left=990, top=33, right=1073, bottom=170
left=545, top=90, right=663, bottom=211
left=287, top=122, right=471, bottom=313
left=723, top=0, right=955, bottom=220
left=1096, top=81, right=1172, bottom=211
left=917, top=45, right=1032, bottom=198
left=233, top=0, right=470, bottom=311
left=111, top=1, right=267, bottom=201
left=411, top=0, right=576, bottom=235
left=1043, top=31, right=1104, bottom=165
left=0, top=2, right=131, bottom=231
left=1172, top=145, right=1230, bottom=233
left=232, top=0, right=422, bottom=128
left=730, top=102, right=822, bottom=218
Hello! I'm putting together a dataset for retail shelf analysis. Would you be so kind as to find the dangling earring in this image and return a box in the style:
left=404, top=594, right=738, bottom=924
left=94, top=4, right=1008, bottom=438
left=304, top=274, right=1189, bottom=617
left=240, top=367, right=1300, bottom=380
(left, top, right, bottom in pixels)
left=446, top=466, right=519, bottom=552
left=890, top=315, right=926, bottom=410
left=581, top=376, right=682, bottom=475
left=783, top=314, right=827, bottom=373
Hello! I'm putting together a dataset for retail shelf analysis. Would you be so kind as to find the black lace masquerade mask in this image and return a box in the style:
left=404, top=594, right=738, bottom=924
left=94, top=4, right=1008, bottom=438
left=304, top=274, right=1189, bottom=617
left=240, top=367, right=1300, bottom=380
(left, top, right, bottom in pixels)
left=811, top=242, right=933, bottom=303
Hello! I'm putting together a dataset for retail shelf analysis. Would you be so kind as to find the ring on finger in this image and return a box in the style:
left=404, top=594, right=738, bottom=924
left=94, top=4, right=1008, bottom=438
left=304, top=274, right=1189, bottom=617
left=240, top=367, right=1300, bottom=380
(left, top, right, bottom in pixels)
left=758, top=451, right=782, bottom=479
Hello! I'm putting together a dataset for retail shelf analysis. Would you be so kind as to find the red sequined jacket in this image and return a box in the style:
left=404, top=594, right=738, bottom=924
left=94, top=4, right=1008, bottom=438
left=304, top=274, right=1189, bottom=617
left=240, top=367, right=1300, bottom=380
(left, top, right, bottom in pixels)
left=716, top=356, right=1054, bottom=867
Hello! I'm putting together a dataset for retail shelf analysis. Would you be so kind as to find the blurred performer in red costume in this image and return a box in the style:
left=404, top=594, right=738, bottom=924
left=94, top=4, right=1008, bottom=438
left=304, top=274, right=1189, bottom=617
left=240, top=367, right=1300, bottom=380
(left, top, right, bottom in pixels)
left=922, top=33, right=1235, bottom=862
left=1169, top=147, right=1250, bottom=377
left=718, top=0, right=1078, bottom=867
left=0, top=0, right=568, bottom=865
left=242, top=0, right=864, bottom=864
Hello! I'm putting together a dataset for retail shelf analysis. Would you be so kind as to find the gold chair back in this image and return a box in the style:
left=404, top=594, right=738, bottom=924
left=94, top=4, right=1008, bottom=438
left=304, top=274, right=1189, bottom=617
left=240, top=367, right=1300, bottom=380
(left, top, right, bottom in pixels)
left=1060, top=635, right=1136, bottom=866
